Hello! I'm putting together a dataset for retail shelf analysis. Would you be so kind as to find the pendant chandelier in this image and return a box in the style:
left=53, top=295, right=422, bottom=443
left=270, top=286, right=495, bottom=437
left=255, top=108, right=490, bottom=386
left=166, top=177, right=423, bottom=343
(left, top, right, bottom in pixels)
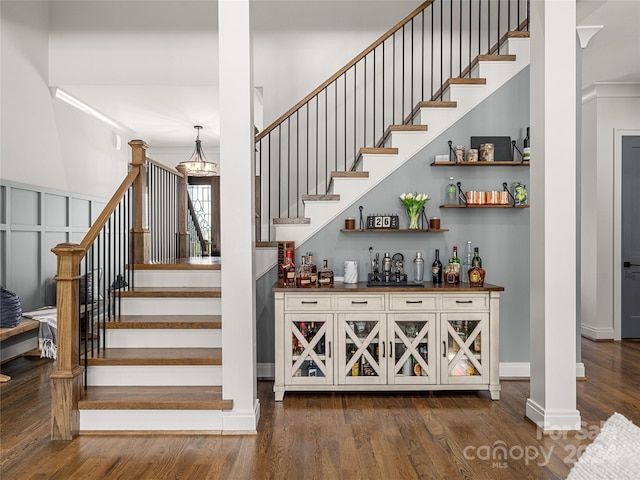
left=178, top=125, right=218, bottom=177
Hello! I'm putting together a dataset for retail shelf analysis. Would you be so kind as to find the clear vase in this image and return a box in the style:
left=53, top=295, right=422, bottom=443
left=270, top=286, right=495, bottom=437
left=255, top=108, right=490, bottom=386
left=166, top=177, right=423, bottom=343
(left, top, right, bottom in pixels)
left=407, top=209, right=420, bottom=229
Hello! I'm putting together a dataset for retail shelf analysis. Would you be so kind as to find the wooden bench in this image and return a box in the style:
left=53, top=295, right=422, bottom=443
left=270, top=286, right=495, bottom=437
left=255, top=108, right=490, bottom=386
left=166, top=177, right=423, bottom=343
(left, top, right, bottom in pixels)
left=0, top=318, right=40, bottom=381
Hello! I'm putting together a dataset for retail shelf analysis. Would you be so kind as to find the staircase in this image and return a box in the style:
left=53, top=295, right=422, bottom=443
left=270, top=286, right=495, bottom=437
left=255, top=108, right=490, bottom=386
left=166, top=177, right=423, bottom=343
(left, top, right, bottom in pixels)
left=256, top=32, right=530, bottom=275
left=78, top=258, right=232, bottom=432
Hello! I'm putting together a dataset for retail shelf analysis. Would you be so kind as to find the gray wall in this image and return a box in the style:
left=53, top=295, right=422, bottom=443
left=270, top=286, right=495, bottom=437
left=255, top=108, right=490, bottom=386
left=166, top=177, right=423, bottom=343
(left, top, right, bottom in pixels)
left=0, top=180, right=106, bottom=311
left=257, top=67, right=531, bottom=365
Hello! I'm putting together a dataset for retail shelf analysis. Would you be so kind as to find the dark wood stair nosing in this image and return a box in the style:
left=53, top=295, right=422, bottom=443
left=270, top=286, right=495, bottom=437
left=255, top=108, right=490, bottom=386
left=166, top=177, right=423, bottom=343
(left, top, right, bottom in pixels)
left=100, top=315, right=222, bottom=330
left=301, top=194, right=341, bottom=202
left=78, top=386, right=233, bottom=411
left=84, top=347, right=223, bottom=366
left=119, top=287, right=221, bottom=298
left=272, top=217, right=311, bottom=225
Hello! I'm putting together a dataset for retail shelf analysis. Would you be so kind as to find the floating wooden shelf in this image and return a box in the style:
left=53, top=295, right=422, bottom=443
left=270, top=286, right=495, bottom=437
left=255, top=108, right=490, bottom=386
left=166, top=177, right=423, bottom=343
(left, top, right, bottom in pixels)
left=340, top=228, right=449, bottom=233
left=439, top=204, right=529, bottom=209
left=431, top=161, right=530, bottom=166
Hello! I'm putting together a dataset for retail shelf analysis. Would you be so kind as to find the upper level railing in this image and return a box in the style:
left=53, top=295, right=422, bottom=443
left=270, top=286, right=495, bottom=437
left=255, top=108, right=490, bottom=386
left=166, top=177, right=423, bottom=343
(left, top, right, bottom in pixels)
left=255, top=0, right=529, bottom=241
left=50, top=140, right=209, bottom=440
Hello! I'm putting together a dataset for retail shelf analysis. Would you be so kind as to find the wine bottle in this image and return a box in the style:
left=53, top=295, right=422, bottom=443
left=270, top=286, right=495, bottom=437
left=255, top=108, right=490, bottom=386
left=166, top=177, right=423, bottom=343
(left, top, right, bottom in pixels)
left=472, top=247, right=482, bottom=268
left=523, top=127, right=530, bottom=161
left=432, top=249, right=443, bottom=284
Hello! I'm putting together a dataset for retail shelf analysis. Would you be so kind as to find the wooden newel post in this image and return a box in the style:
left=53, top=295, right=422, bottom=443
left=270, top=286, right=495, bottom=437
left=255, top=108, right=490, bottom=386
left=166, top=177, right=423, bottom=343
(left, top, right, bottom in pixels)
left=50, top=242, right=85, bottom=440
left=129, top=140, right=151, bottom=264
left=176, top=164, right=190, bottom=258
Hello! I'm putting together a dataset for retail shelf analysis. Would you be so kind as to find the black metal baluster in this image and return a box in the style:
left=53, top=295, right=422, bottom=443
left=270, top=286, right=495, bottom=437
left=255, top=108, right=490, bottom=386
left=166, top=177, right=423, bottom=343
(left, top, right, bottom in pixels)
left=393, top=34, right=396, bottom=124
left=440, top=0, right=443, bottom=99
left=431, top=6, right=434, bottom=97
left=402, top=25, right=405, bottom=120
left=421, top=11, right=425, bottom=105
left=459, top=0, right=463, bottom=77
left=364, top=56, right=367, bottom=148
left=450, top=0, right=453, bottom=79
left=469, top=0, right=472, bottom=77
left=325, top=88, right=328, bottom=193
left=410, top=18, right=414, bottom=117
left=278, top=125, right=282, bottom=221
left=344, top=74, right=347, bottom=171
left=316, top=95, right=319, bottom=195
left=479, top=0, right=482, bottom=56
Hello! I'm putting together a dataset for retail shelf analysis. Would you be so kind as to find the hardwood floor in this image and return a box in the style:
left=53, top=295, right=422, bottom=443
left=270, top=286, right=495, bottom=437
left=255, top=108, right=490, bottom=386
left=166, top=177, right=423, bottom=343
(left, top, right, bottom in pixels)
left=2, top=339, right=639, bottom=479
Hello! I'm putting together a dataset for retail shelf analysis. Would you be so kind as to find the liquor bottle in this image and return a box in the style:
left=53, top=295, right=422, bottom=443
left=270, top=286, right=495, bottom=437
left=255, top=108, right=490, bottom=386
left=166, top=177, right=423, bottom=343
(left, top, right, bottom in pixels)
left=523, top=127, right=530, bottom=161
left=468, top=248, right=485, bottom=287
left=445, top=176, right=458, bottom=205
left=461, top=240, right=472, bottom=284
left=350, top=344, right=359, bottom=377
left=472, top=247, right=482, bottom=268
left=445, top=246, right=460, bottom=285
left=307, top=253, right=318, bottom=287
left=413, top=252, right=424, bottom=283
left=318, top=259, right=334, bottom=287
left=432, top=249, right=443, bottom=284
left=282, top=250, right=296, bottom=287
left=296, top=255, right=312, bottom=288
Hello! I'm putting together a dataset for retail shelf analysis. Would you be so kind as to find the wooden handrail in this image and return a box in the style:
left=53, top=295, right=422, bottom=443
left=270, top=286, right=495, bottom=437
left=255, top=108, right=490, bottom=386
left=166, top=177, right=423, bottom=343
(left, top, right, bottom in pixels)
left=147, top=156, right=182, bottom=176
left=255, top=0, right=434, bottom=142
left=79, top=168, right=140, bottom=253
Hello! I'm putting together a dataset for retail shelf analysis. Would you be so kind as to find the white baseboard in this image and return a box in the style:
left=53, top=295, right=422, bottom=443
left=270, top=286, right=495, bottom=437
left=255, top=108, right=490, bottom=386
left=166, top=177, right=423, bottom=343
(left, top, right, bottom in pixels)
left=257, top=362, right=275, bottom=379
left=258, top=362, right=586, bottom=381
left=581, top=324, right=615, bottom=340
left=525, top=398, right=581, bottom=431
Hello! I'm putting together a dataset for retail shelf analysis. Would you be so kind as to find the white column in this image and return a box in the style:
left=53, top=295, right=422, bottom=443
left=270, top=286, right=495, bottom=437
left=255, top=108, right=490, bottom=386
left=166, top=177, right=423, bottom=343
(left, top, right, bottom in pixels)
left=219, top=0, right=259, bottom=431
left=527, top=0, right=581, bottom=431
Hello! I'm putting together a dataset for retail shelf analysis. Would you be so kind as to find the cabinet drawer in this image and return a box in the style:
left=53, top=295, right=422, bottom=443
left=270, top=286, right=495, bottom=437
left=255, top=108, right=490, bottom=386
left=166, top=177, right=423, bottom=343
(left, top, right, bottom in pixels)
left=285, top=295, right=332, bottom=311
left=441, top=294, right=488, bottom=311
left=336, top=295, right=384, bottom=312
left=389, top=294, right=438, bottom=311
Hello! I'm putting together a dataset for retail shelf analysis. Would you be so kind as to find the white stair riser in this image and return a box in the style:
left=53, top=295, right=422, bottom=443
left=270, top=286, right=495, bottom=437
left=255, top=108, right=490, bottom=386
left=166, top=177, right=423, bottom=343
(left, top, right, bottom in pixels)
left=87, top=365, right=222, bottom=386
left=133, top=270, right=220, bottom=288
left=80, top=409, right=223, bottom=432
left=505, top=38, right=530, bottom=62
left=105, top=329, right=221, bottom=348
left=387, top=131, right=432, bottom=151
left=121, top=297, right=221, bottom=315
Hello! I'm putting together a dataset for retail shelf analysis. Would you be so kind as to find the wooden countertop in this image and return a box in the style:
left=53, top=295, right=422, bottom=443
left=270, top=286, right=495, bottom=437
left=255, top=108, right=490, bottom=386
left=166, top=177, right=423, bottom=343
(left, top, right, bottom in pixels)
left=273, top=281, right=504, bottom=293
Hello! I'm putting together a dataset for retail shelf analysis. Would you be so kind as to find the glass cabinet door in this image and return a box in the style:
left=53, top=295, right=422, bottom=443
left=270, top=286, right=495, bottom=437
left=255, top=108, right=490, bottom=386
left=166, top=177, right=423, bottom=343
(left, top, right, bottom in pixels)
left=387, top=313, right=436, bottom=384
left=441, top=313, right=488, bottom=384
left=285, top=313, right=333, bottom=386
left=338, top=314, right=386, bottom=385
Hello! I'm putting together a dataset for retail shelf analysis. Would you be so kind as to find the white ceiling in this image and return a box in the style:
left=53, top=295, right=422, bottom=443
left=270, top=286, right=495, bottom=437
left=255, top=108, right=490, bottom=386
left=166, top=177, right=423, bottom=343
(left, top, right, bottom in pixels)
left=49, top=0, right=639, bottom=149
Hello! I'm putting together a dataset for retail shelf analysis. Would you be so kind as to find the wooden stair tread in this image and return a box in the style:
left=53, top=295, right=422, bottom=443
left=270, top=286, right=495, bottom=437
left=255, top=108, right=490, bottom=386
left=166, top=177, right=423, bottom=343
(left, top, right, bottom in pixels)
left=377, top=125, right=429, bottom=147
left=102, top=315, right=222, bottom=329
left=85, top=347, right=222, bottom=366
left=79, top=386, right=232, bottom=410
left=417, top=101, right=458, bottom=108
left=431, top=78, right=486, bottom=101
left=119, top=287, right=221, bottom=298
left=359, top=147, right=398, bottom=155
left=256, top=241, right=279, bottom=248
left=301, top=194, right=340, bottom=202
left=387, top=125, right=428, bottom=132
left=128, top=258, right=221, bottom=271
left=272, top=217, right=311, bottom=225
left=330, top=171, right=369, bottom=178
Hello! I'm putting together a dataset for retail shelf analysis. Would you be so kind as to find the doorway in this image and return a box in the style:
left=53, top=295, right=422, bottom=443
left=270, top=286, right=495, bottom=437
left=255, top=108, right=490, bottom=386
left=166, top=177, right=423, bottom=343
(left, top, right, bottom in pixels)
left=621, top=136, right=640, bottom=338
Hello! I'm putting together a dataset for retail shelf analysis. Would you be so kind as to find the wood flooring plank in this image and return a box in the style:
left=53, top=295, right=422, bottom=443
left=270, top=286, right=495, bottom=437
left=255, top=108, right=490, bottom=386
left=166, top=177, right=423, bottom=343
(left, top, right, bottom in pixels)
left=2, top=340, right=640, bottom=479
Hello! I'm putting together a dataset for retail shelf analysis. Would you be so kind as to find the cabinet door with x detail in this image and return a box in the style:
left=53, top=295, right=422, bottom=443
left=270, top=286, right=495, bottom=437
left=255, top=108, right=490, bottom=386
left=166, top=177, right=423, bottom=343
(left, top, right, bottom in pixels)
left=338, top=313, right=387, bottom=385
left=440, top=313, right=488, bottom=385
left=285, top=313, right=333, bottom=386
